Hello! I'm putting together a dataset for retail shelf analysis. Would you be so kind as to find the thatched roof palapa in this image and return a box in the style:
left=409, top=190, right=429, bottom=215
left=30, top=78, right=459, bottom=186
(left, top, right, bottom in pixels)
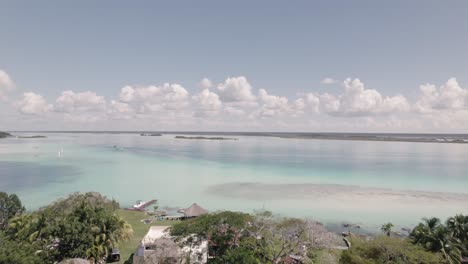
left=184, top=203, right=208, bottom=217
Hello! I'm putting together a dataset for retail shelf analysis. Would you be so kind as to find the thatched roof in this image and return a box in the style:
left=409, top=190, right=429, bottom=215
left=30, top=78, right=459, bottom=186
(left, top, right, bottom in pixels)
left=184, top=203, right=208, bottom=217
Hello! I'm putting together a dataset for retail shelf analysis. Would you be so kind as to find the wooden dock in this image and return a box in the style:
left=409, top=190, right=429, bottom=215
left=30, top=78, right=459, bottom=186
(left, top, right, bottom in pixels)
left=124, top=199, right=158, bottom=211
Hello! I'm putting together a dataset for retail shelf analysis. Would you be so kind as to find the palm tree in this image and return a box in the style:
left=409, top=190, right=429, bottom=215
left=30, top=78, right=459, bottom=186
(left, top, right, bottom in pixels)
left=410, top=217, right=463, bottom=264
left=381, top=222, right=394, bottom=237
left=446, top=214, right=468, bottom=241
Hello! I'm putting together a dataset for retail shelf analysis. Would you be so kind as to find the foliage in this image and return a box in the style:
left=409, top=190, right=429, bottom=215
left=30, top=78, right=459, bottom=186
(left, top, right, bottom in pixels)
left=381, top=222, right=394, bottom=237
left=4, top=192, right=133, bottom=263
left=171, top=210, right=341, bottom=264
left=339, top=235, right=444, bottom=264
left=171, top=211, right=252, bottom=238
left=0, top=192, right=25, bottom=230
left=0, top=232, right=43, bottom=264
left=410, top=216, right=467, bottom=264
left=117, top=209, right=176, bottom=263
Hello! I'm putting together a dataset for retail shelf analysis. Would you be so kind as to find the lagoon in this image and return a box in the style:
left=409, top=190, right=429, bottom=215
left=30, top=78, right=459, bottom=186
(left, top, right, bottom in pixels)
left=1, top=132, right=467, bottom=230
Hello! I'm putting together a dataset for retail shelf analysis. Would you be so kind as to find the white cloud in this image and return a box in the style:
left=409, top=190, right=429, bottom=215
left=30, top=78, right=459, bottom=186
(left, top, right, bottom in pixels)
left=415, top=78, right=467, bottom=113
left=107, top=100, right=134, bottom=120
left=304, top=93, right=320, bottom=113
left=118, top=83, right=189, bottom=113
left=0, top=70, right=15, bottom=100
left=217, top=76, right=256, bottom=103
left=257, top=89, right=290, bottom=117
left=321, top=77, right=338, bottom=85
left=199, top=78, right=213, bottom=90
left=322, top=78, right=409, bottom=116
left=319, top=93, right=340, bottom=113
left=192, top=89, right=222, bottom=117
left=4, top=74, right=468, bottom=132
left=55, top=90, right=106, bottom=113
left=381, top=95, right=410, bottom=113
left=16, top=92, right=52, bottom=115
left=224, top=106, right=245, bottom=116
left=339, top=78, right=383, bottom=115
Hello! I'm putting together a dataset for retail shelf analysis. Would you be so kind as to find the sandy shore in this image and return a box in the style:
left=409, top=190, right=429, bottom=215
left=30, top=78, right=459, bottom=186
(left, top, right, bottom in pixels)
left=205, top=182, right=468, bottom=212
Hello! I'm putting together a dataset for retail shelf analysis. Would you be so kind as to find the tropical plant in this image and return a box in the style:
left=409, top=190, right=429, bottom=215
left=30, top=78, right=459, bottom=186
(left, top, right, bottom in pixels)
left=339, top=235, right=444, bottom=264
left=0, top=192, right=25, bottom=230
left=410, top=217, right=463, bottom=264
left=3, top=192, right=133, bottom=263
left=0, top=232, right=43, bottom=264
left=381, top=222, right=394, bottom=237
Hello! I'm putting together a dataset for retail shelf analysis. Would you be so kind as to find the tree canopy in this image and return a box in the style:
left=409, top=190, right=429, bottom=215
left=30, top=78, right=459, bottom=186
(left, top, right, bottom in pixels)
left=0, top=192, right=132, bottom=263
left=0, top=192, right=25, bottom=230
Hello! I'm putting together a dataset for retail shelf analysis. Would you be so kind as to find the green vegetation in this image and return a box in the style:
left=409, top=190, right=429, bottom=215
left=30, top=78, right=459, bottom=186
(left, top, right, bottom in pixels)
left=0, top=192, right=132, bottom=263
left=340, top=236, right=444, bottom=264
left=410, top=216, right=468, bottom=264
left=381, top=222, right=394, bottom=237
left=1, top=191, right=468, bottom=264
left=170, top=210, right=340, bottom=264
left=116, top=209, right=175, bottom=264
left=342, top=215, right=468, bottom=264
left=0, top=192, right=25, bottom=230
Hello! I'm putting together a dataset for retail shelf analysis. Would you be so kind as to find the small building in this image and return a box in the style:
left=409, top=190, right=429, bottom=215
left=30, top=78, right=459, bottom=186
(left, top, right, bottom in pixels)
left=133, top=226, right=208, bottom=264
left=183, top=203, right=208, bottom=218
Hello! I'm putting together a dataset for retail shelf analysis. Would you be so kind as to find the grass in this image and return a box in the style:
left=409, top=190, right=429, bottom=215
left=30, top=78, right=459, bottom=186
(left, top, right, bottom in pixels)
left=117, top=209, right=177, bottom=263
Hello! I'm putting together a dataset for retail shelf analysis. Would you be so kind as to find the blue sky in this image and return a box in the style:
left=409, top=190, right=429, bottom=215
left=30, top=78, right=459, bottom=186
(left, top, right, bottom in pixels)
left=1, top=1, right=468, bottom=131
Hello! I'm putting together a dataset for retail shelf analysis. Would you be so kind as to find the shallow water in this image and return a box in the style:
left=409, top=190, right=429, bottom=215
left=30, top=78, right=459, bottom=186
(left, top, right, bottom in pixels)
left=1, top=132, right=467, bottom=230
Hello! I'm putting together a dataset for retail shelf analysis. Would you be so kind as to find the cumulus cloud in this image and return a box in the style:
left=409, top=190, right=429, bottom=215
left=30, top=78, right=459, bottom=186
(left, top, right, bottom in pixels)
left=0, top=70, right=15, bottom=100
left=119, top=83, right=189, bottom=113
left=304, top=93, right=320, bottom=113
left=107, top=100, right=134, bottom=119
left=322, top=78, right=409, bottom=116
left=321, top=77, right=338, bottom=85
left=55, top=91, right=106, bottom=113
left=192, top=89, right=222, bottom=117
left=4, top=74, right=468, bottom=132
left=217, top=76, right=256, bottom=103
left=415, top=78, right=467, bottom=113
left=199, top=78, right=213, bottom=90
left=257, top=89, right=290, bottom=117
left=16, top=92, right=52, bottom=115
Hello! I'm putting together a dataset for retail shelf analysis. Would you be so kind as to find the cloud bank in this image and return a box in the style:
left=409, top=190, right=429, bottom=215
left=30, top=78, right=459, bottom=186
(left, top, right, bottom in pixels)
left=1, top=70, right=467, bottom=132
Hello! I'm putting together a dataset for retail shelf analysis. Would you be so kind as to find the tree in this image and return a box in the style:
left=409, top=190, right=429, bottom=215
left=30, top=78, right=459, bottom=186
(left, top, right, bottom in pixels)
left=0, top=232, right=43, bottom=264
left=0, top=192, right=25, bottom=230
left=3, top=192, right=133, bottom=263
left=410, top=217, right=462, bottom=264
left=446, top=214, right=468, bottom=242
left=381, top=222, right=394, bottom=237
left=171, top=210, right=252, bottom=262
left=339, top=235, right=444, bottom=264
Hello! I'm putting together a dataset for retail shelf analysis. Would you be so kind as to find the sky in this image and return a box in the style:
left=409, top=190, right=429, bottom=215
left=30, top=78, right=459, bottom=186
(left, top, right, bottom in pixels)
left=1, top=0, right=468, bottom=132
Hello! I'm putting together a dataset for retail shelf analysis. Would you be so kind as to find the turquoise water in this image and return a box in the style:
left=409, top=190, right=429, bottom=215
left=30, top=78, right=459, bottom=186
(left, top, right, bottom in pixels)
left=1, top=133, right=467, bottom=229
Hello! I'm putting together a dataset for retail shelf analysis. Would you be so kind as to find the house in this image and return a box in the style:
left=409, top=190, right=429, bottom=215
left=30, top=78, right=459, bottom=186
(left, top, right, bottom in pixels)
left=133, top=226, right=208, bottom=264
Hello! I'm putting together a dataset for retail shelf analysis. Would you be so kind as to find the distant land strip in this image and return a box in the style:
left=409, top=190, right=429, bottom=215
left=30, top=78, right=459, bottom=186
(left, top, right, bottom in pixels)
left=5, top=131, right=468, bottom=144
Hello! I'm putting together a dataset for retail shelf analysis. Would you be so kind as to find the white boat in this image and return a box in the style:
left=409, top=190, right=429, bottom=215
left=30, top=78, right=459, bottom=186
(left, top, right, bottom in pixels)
left=133, top=200, right=146, bottom=208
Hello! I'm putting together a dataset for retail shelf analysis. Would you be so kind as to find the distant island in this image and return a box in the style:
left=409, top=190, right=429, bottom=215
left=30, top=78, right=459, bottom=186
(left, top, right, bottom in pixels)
left=175, top=136, right=238, bottom=140
left=0, top=131, right=12, bottom=138
left=0, top=132, right=46, bottom=139
left=140, top=133, right=162, bottom=136
left=17, top=135, right=47, bottom=139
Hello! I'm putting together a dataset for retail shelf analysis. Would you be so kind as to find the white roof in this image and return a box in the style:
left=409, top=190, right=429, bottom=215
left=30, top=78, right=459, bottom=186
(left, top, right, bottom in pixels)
left=142, top=226, right=171, bottom=245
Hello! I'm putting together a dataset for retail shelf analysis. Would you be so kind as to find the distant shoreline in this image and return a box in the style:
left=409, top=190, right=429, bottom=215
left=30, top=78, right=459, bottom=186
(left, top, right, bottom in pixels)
left=5, top=131, right=468, bottom=144
left=175, top=136, right=238, bottom=140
